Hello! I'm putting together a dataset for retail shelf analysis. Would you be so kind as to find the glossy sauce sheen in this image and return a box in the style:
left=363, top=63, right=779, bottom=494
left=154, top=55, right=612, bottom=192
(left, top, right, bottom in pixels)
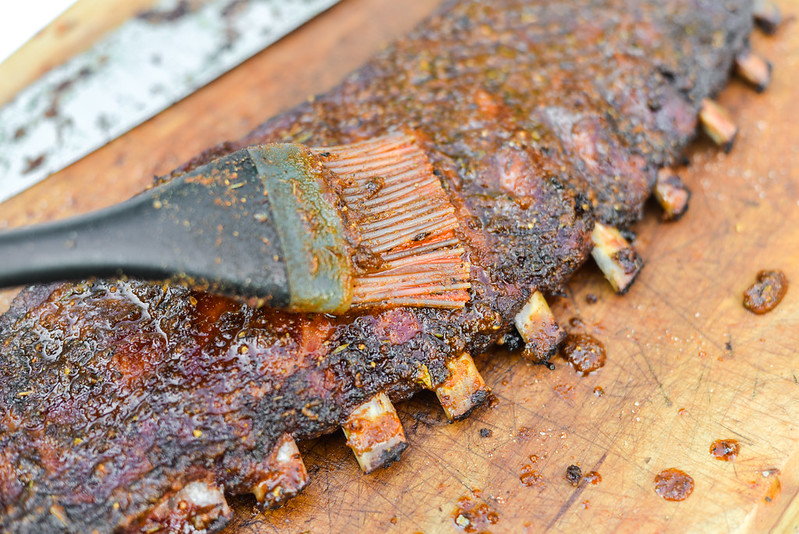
left=562, top=334, right=607, bottom=375
left=584, top=471, right=602, bottom=485
left=520, top=465, right=545, bottom=488
left=654, top=468, right=695, bottom=502
left=710, top=439, right=740, bottom=461
left=0, top=0, right=754, bottom=531
left=453, top=495, right=500, bottom=533
left=743, top=270, right=789, bottom=314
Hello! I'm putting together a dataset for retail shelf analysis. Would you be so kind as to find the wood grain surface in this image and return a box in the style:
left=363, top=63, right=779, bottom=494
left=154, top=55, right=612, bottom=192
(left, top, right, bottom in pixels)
left=0, top=1, right=797, bottom=532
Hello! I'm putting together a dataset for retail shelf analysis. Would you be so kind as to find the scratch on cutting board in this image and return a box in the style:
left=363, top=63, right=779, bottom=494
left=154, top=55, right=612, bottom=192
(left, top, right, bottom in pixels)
left=718, top=423, right=755, bottom=446
left=564, top=285, right=583, bottom=317
left=633, top=341, right=672, bottom=407
left=645, top=220, right=725, bottom=263
left=412, top=419, right=516, bottom=478
left=638, top=280, right=726, bottom=353
left=399, top=404, right=515, bottom=489
left=752, top=372, right=760, bottom=400
left=367, top=482, right=425, bottom=531
left=544, top=451, right=609, bottom=531
left=693, top=356, right=710, bottom=394
left=407, top=435, right=488, bottom=494
left=490, top=390, right=607, bottom=454
left=724, top=331, right=735, bottom=360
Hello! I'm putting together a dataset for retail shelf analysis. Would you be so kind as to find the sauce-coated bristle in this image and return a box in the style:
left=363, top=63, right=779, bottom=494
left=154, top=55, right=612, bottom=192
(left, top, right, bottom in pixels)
left=314, top=135, right=471, bottom=309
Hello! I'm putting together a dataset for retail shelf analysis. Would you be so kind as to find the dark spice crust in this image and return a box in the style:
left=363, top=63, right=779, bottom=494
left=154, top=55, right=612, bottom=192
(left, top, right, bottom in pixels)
left=0, top=0, right=753, bottom=531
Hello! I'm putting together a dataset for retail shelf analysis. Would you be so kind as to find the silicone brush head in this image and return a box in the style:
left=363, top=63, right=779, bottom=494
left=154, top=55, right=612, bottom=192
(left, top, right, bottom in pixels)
left=0, top=134, right=471, bottom=314
left=316, top=134, right=471, bottom=310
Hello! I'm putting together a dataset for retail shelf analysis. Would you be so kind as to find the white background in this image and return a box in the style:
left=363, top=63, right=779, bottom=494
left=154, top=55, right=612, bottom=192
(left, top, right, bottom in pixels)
left=0, top=0, right=78, bottom=64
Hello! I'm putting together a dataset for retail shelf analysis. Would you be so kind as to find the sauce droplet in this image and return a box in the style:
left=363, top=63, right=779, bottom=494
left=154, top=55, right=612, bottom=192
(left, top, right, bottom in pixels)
left=584, top=471, right=602, bottom=485
left=764, top=476, right=782, bottom=504
left=568, top=317, right=585, bottom=328
left=710, top=439, right=740, bottom=461
left=453, top=495, right=499, bottom=532
left=743, top=270, right=789, bottom=314
left=517, top=426, right=534, bottom=440
left=561, top=334, right=607, bottom=375
left=593, top=386, right=604, bottom=397
left=654, top=468, right=694, bottom=501
left=520, top=465, right=545, bottom=488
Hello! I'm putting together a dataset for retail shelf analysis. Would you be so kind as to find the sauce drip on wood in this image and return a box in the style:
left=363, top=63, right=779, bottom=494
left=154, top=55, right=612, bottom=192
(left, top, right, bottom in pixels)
left=710, top=439, right=740, bottom=461
left=520, top=465, right=545, bottom=488
left=453, top=495, right=499, bottom=532
left=584, top=471, right=602, bottom=485
left=743, top=270, right=788, bottom=314
left=561, top=334, right=607, bottom=375
left=654, top=468, right=694, bottom=501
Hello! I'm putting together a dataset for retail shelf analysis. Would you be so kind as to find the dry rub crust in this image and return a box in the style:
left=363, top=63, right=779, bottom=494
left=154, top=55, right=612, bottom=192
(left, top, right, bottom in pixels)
left=0, top=0, right=752, bottom=532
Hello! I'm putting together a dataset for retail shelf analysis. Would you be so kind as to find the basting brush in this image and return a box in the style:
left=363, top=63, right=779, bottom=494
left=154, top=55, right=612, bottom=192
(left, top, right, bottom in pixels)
left=0, top=134, right=471, bottom=313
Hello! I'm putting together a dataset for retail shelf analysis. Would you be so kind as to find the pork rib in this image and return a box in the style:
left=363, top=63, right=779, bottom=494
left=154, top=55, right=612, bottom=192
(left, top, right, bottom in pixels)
left=0, top=0, right=755, bottom=532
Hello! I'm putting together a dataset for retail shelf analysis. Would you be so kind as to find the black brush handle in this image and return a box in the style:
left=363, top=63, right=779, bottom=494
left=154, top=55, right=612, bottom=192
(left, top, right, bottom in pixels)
left=0, top=150, right=292, bottom=308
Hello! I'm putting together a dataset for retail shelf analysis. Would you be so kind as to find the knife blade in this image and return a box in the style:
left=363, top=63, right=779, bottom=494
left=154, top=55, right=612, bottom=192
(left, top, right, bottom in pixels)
left=0, top=0, right=339, bottom=204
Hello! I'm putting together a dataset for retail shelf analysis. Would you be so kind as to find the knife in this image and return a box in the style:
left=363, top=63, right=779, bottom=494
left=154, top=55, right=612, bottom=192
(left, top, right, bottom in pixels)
left=0, top=0, right=339, bottom=204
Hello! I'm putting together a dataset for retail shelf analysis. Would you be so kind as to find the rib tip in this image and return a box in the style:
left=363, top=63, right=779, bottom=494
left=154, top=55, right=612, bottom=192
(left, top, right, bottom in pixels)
left=434, top=353, right=490, bottom=421
left=252, top=433, right=309, bottom=509
left=139, top=479, right=231, bottom=533
left=721, top=133, right=738, bottom=155
left=590, top=222, right=644, bottom=294
left=754, top=0, right=782, bottom=35
left=699, top=99, right=738, bottom=151
left=735, top=51, right=773, bottom=93
left=514, top=290, right=565, bottom=362
left=614, top=260, right=645, bottom=295
left=360, top=440, right=409, bottom=474
left=654, top=169, right=691, bottom=221
left=342, top=392, right=408, bottom=473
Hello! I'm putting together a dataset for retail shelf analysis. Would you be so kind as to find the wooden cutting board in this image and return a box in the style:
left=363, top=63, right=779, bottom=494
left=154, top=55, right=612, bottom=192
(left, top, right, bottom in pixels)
left=1, top=1, right=797, bottom=532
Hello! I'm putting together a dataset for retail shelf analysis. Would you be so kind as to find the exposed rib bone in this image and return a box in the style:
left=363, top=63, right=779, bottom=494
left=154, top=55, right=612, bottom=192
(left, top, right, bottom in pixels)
left=342, top=392, right=408, bottom=473
left=735, top=50, right=773, bottom=92
left=591, top=222, right=643, bottom=294
left=252, top=433, right=309, bottom=509
left=754, top=0, right=782, bottom=34
left=699, top=99, right=738, bottom=153
left=654, top=169, right=691, bottom=221
left=514, top=291, right=565, bottom=362
left=138, top=480, right=231, bottom=533
left=434, top=353, right=490, bottom=420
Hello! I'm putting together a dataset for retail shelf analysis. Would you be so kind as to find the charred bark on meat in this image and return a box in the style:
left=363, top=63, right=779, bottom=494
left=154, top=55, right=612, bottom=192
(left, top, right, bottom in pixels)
left=0, top=0, right=760, bottom=532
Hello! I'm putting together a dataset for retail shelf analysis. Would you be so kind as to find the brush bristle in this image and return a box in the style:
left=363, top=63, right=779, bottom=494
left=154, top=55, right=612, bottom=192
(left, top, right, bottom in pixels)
left=313, top=135, right=471, bottom=309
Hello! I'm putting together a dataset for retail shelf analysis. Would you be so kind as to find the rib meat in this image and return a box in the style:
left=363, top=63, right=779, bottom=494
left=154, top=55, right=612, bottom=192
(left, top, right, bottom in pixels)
left=0, top=0, right=754, bottom=532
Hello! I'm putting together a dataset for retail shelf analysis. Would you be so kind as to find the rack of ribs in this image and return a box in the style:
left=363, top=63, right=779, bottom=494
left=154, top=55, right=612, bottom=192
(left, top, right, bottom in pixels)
left=0, top=0, right=775, bottom=531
